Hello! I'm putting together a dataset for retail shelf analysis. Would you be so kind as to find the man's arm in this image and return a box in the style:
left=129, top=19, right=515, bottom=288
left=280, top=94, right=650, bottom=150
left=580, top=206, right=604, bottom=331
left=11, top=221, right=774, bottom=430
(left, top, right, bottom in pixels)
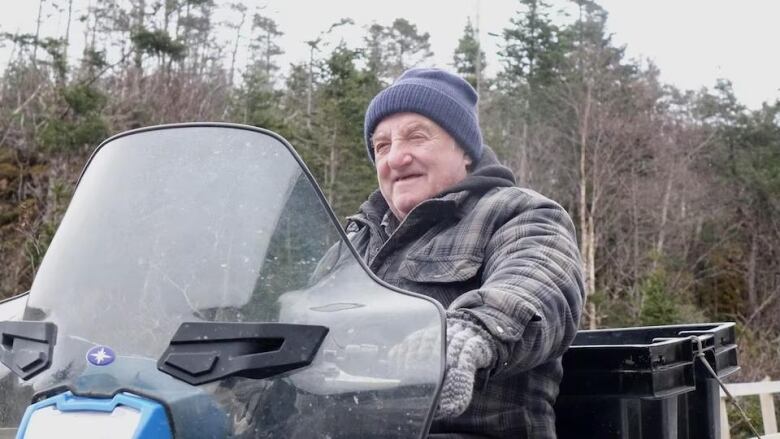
left=449, top=190, right=585, bottom=376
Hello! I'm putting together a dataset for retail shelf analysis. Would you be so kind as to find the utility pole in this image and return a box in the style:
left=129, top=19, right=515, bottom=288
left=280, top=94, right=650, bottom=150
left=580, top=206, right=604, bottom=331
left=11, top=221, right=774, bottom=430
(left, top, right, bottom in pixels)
left=63, top=0, right=73, bottom=66
left=475, top=0, right=482, bottom=97
left=305, top=38, right=320, bottom=130
left=33, top=0, right=46, bottom=68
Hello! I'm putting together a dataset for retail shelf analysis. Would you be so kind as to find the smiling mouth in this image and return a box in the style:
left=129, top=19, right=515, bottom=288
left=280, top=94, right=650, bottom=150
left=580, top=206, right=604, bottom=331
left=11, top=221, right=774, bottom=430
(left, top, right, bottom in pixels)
left=396, top=174, right=422, bottom=183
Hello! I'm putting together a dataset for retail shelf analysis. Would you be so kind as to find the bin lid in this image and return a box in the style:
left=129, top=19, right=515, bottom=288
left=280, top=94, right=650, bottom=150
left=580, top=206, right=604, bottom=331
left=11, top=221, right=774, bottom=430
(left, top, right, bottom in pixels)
left=560, top=322, right=739, bottom=399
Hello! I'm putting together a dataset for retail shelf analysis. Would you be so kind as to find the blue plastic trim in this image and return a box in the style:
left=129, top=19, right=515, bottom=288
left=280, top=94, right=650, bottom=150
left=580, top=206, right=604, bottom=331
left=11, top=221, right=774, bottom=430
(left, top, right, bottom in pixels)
left=16, top=391, right=173, bottom=439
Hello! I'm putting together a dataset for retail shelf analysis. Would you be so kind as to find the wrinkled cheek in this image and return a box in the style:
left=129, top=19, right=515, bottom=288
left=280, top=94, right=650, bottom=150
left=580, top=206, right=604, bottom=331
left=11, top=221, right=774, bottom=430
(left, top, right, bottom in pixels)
left=376, top=168, right=392, bottom=198
left=376, top=161, right=391, bottom=181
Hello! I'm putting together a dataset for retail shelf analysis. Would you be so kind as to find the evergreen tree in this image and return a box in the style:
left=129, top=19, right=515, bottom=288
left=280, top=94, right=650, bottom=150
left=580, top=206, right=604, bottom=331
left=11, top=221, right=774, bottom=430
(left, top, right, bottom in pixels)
left=236, top=13, right=285, bottom=133
left=493, top=0, right=564, bottom=186
left=453, top=18, right=485, bottom=90
left=362, top=18, right=433, bottom=80
left=249, top=13, right=283, bottom=79
left=309, top=44, right=381, bottom=218
left=500, top=0, right=562, bottom=88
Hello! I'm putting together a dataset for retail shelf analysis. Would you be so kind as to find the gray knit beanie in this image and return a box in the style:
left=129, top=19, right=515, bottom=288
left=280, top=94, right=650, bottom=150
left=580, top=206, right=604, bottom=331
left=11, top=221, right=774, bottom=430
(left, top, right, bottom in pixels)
left=363, top=68, right=483, bottom=163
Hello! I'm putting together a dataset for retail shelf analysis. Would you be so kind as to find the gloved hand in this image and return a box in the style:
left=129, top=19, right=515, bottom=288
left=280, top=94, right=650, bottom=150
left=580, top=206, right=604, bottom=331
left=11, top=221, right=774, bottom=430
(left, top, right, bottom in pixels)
left=435, top=313, right=496, bottom=419
left=386, top=321, right=441, bottom=379
left=386, top=312, right=497, bottom=419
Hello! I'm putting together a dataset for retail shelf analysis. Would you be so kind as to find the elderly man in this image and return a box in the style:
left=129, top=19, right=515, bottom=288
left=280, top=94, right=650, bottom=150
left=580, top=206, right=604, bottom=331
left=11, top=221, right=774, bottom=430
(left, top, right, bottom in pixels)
left=346, top=68, right=585, bottom=438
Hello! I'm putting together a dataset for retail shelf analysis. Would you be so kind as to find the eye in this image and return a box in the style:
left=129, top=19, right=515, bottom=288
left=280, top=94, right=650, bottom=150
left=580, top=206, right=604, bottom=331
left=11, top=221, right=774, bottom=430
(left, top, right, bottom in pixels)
left=409, top=130, right=429, bottom=142
left=373, top=141, right=389, bottom=154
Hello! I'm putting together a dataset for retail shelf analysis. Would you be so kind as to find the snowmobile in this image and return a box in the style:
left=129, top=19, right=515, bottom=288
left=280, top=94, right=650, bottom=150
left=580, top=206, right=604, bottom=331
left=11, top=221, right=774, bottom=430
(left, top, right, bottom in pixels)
left=0, top=123, right=744, bottom=439
left=0, top=123, right=446, bottom=438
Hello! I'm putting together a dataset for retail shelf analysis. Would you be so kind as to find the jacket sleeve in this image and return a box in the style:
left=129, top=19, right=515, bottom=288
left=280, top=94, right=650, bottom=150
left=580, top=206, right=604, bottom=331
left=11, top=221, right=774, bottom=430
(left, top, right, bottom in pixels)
left=448, top=190, right=585, bottom=376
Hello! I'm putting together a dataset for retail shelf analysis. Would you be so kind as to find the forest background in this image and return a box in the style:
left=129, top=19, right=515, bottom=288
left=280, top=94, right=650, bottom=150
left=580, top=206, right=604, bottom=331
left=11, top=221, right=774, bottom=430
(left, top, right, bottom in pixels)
left=0, top=0, right=779, bottom=391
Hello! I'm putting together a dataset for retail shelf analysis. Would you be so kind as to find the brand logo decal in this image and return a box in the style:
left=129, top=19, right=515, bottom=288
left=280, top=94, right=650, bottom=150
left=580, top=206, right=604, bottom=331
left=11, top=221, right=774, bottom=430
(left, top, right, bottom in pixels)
left=86, top=346, right=116, bottom=366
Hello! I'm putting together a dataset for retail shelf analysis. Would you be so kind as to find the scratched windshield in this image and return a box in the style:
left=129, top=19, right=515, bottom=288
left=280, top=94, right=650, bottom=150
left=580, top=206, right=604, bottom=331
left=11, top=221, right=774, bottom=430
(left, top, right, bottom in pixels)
left=0, top=125, right=444, bottom=438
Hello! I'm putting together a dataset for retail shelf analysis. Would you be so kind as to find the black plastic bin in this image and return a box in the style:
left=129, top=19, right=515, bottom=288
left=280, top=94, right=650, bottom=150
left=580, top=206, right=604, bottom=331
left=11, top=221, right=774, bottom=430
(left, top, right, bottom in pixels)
left=555, top=322, right=738, bottom=439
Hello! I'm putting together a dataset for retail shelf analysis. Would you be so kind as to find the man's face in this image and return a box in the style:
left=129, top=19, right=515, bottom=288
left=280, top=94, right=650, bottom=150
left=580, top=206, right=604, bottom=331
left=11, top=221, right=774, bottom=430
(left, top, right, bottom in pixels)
left=372, top=112, right=473, bottom=220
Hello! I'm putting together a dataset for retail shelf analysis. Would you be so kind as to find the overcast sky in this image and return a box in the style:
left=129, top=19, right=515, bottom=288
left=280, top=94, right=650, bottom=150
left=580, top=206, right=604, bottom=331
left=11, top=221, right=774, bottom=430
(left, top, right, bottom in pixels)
left=2, top=0, right=778, bottom=109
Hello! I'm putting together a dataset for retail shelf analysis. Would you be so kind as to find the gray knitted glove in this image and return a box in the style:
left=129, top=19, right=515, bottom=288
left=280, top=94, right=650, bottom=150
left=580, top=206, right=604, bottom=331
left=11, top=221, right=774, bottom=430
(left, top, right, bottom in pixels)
left=387, top=323, right=442, bottom=379
left=435, top=313, right=496, bottom=419
left=386, top=314, right=496, bottom=418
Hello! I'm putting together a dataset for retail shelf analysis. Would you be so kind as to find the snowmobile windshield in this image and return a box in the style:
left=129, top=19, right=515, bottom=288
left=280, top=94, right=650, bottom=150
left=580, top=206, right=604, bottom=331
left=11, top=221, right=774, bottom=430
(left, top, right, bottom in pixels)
left=0, top=124, right=444, bottom=438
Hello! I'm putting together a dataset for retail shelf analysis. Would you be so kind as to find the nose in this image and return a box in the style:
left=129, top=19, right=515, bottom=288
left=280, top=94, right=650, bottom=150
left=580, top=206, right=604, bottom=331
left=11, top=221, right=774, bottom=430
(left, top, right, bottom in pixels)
left=386, top=142, right=413, bottom=169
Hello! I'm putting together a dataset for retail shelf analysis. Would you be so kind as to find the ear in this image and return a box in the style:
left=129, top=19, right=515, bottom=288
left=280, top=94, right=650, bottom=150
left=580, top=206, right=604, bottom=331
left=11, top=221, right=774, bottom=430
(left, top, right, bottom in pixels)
left=463, top=153, right=473, bottom=169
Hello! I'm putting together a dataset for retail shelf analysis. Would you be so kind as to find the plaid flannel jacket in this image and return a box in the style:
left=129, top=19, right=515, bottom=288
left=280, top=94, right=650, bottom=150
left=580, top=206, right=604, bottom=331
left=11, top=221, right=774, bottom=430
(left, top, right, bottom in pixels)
left=345, top=150, right=585, bottom=438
